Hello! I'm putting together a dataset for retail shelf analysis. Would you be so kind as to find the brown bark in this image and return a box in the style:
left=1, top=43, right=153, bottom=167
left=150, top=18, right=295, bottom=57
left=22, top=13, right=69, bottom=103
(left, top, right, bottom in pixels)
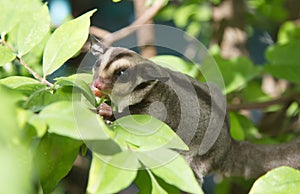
left=133, top=0, right=157, bottom=58
left=89, top=0, right=164, bottom=47
left=211, top=0, right=248, bottom=58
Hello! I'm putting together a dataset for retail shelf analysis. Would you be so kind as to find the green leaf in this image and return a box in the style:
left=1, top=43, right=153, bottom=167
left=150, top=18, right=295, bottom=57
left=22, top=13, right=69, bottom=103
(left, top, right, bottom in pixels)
left=151, top=55, right=200, bottom=78
left=24, top=88, right=71, bottom=112
left=249, top=166, right=300, bottom=194
left=137, top=149, right=203, bottom=194
left=265, top=65, right=300, bottom=82
left=0, top=0, right=21, bottom=34
left=154, top=175, right=180, bottom=194
left=0, top=0, right=43, bottom=34
left=230, top=112, right=260, bottom=140
left=0, top=85, right=23, bottom=144
left=134, top=170, right=152, bottom=194
left=229, top=112, right=246, bottom=140
left=135, top=170, right=180, bottom=194
left=265, top=41, right=300, bottom=82
left=55, top=74, right=95, bottom=105
left=22, top=31, right=50, bottom=69
left=39, top=101, right=109, bottom=140
left=277, top=21, right=300, bottom=44
left=213, top=55, right=261, bottom=94
left=43, top=9, right=96, bottom=76
left=186, top=21, right=202, bottom=37
left=28, top=114, right=47, bottom=137
left=36, top=133, right=82, bottom=194
left=113, top=115, right=188, bottom=151
left=174, top=4, right=196, bottom=28
left=86, top=139, right=121, bottom=155
left=0, top=86, right=33, bottom=193
left=0, top=76, right=39, bottom=87
left=0, top=76, right=46, bottom=95
left=0, top=46, right=16, bottom=66
left=17, top=4, right=50, bottom=56
left=0, top=148, right=33, bottom=194
left=87, top=152, right=139, bottom=194
left=240, top=81, right=270, bottom=102
left=147, top=170, right=168, bottom=194
left=193, top=5, right=211, bottom=21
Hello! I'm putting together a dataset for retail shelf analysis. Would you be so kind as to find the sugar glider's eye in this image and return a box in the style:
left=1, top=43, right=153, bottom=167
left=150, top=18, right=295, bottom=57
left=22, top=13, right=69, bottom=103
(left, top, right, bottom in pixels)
left=115, top=68, right=130, bottom=83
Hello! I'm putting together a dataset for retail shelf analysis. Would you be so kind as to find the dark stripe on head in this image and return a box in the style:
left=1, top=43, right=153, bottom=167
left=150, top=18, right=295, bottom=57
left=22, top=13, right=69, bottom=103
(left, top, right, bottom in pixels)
left=104, top=50, right=133, bottom=71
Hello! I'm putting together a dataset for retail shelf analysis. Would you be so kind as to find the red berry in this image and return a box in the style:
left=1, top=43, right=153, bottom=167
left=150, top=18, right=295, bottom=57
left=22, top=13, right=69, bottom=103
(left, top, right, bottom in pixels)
left=93, top=88, right=102, bottom=98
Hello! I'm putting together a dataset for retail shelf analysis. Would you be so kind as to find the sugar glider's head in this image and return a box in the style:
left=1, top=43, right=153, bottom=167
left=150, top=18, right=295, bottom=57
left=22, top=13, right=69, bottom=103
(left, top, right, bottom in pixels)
left=91, top=39, right=143, bottom=93
left=90, top=37, right=168, bottom=112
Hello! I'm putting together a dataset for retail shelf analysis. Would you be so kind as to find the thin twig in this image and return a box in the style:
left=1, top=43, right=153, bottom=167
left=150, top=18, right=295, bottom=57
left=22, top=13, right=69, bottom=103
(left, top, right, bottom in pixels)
left=1, top=33, right=53, bottom=87
left=227, top=94, right=300, bottom=111
left=1, top=33, right=13, bottom=50
left=90, top=0, right=165, bottom=46
left=18, top=56, right=54, bottom=87
left=89, top=27, right=111, bottom=39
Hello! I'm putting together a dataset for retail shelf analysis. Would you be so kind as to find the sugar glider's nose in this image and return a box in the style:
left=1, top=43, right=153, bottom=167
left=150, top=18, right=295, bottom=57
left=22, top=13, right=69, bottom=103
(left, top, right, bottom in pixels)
left=93, top=77, right=112, bottom=92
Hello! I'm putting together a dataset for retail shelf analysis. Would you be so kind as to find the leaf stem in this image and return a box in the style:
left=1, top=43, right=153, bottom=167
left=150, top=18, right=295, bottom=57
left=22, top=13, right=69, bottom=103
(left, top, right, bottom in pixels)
left=1, top=33, right=13, bottom=50
left=1, top=32, right=53, bottom=87
left=18, top=56, right=54, bottom=87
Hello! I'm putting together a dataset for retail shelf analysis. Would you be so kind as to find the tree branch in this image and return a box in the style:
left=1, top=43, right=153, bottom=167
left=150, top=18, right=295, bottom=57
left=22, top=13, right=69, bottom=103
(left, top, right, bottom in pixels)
left=227, top=93, right=300, bottom=111
left=89, top=0, right=165, bottom=46
left=134, top=0, right=157, bottom=58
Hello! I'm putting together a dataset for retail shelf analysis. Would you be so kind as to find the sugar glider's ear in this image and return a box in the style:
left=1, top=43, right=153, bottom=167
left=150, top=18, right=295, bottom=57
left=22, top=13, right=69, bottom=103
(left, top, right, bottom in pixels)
left=89, top=34, right=107, bottom=56
left=138, top=62, right=169, bottom=83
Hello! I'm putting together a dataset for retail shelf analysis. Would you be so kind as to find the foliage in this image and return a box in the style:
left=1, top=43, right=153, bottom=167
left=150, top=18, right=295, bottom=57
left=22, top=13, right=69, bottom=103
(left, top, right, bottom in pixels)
left=249, top=166, right=300, bottom=194
left=0, top=0, right=203, bottom=194
left=156, top=0, right=212, bottom=44
left=1, top=0, right=300, bottom=194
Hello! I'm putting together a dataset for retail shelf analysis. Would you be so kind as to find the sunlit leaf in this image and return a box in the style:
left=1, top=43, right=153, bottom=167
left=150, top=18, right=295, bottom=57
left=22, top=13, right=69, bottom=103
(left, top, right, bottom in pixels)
left=28, top=114, right=47, bottom=137
left=0, top=0, right=43, bottom=34
left=249, top=166, right=300, bottom=194
left=277, top=21, right=300, bottom=44
left=0, top=46, right=16, bottom=66
left=17, top=4, right=50, bottom=56
left=39, top=101, right=108, bottom=140
left=174, top=4, right=196, bottom=28
left=186, top=21, right=202, bottom=37
left=0, top=76, right=38, bottom=87
left=0, top=85, right=23, bottom=144
left=0, top=76, right=46, bottom=95
left=0, top=0, right=21, bottom=34
left=113, top=115, right=188, bottom=151
left=137, top=149, right=203, bottom=194
left=43, top=9, right=96, bottom=76
left=0, top=85, right=33, bottom=194
left=87, top=152, right=138, bottom=194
